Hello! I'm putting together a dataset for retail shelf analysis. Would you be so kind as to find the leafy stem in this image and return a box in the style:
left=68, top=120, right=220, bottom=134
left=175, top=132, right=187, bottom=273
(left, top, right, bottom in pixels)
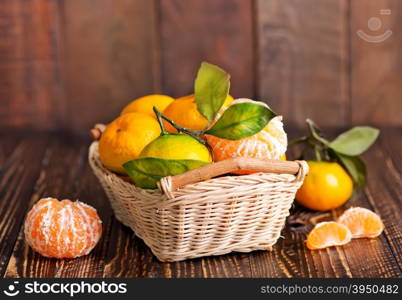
left=306, top=118, right=329, bottom=146
left=289, top=118, right=380, bottom=188
left=153, top=107, right=206, bottom=146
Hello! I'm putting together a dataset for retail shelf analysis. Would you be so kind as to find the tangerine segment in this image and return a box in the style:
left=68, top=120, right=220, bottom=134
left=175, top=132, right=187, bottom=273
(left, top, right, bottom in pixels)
left=306, top=221, right=352, bottom=250
left=24, top=198, right=102, bottom=259
left=338, top=207, right=384, bottom=238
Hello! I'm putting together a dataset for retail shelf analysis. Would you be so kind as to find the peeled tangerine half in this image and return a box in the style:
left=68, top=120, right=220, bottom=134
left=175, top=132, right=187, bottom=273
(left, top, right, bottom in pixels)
left=338, top=207, right=384, bottom=239
left=24, top=198, right=102, bottom=259
left=204, top=98, right=287, bottom=175
left=306, top=221, right=352, bottom=250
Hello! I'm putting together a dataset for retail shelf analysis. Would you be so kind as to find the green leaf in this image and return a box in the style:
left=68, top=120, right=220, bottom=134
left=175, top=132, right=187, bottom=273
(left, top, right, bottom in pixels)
left=205, top=102, right=276, bottom=140
left=123, top=157, right=208, bottom=189
left=329, top=126, right=380, bottom=156
left=336, top=153, right=367, bottom=187
left=195, top=62, right=230, bottom=123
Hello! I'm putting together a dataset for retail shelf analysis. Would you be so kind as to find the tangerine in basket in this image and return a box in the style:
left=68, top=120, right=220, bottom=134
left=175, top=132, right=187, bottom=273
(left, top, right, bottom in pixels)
left=338, top=207, right=384, bottom=238
left=306, top=221, right=352, bottom=250
left=203, top=99, right=287, bottom=174
left=99, top=112, right=161, bottom=173
left=163, top=94, right=233, bottom=132
left=120, top=94, right=174, bottom=118
left=139, top=133, right=212, bottom=163
left=24, top=198, right=102, bottom=259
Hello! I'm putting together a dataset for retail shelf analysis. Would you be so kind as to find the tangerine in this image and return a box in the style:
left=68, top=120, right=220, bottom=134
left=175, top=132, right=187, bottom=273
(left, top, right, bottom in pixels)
left=120, top=94, right=174, bottom=118
left=163, top=94, right=233, bottom=132
left=24, top=198, right=102, bottom=259
left=204, top=99, right=287, bottom=174
left=296, top=161, right=353, bottom=211
left=139, top=133, right=212, bottom=163
left=99, top=113, right=161, bottom=173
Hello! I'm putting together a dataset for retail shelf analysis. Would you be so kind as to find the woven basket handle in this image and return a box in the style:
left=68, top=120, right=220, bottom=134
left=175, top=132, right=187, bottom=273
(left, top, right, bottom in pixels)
left=158, top=158, right=307, bottom=196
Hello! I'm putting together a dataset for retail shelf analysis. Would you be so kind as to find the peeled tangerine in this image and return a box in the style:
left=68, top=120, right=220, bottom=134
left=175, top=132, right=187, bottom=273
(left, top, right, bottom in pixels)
left=24, top=198, right=102, bottom=259
left=204, top=98, right=287, bottom=174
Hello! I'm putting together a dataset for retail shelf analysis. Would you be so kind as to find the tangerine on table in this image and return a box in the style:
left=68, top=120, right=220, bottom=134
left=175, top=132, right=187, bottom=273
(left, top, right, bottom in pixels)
left=338, top=207, right=384, bottom=238
left=203, top=99, right=287, bottom=174
left=24, top=198, right=102, bottom=259
left=296, top=161, right=353, bottom=211
left=306, top=221, right=352, bottom=250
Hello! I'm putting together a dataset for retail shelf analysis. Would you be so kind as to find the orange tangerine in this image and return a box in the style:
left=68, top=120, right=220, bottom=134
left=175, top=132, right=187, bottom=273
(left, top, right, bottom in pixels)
left=99, top=113, right=161, bottom=173
left=24, top=198, right=102, bottom=259
left=306, top=221, right=352, bottom=250
left=163, top=94, right=234, bottom=132
left=338, top=207, right=384, bottom=238
left=296, top=161, right=353, bottom=211
left=120, top=94, right=174, bottom=118
left=204, top=99, right=287, bottom=174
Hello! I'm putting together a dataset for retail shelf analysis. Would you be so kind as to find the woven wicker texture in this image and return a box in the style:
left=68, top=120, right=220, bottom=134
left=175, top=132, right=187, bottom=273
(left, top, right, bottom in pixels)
left=89, top=141, right=308, bottom=262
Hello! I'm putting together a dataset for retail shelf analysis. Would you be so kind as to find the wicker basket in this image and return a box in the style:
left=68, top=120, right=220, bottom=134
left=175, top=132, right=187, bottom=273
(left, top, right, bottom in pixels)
left=89, top=141, right=308, bottom=262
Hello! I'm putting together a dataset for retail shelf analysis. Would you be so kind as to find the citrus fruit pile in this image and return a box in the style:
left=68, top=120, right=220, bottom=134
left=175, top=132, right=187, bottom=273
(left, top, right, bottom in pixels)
left=306, top=207, right=384, bottom=250
left=97, top=62, right=288, bottom=188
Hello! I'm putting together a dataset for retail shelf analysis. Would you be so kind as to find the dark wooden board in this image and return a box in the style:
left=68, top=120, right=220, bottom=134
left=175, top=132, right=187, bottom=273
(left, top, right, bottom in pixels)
left=350, top=0, right=402, bottom=126
left=1, top=129, right=401, bottom=278
left=0, top=133, right=49, bottom=275
left=158, top=0, right=255, bottom=98
left=61, top=0, right=160, bottom=132
left=0, top=0, right=65, bottom=130
left=255, top=0, right=350, bottom=128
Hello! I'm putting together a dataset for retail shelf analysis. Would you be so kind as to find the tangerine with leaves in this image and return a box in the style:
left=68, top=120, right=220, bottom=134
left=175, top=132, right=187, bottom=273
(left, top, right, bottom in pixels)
left=24, top=198, right=102, bottom=259
left=204, top=99, right=287, bottom=174
left=163, top=94, right=233, bottom=132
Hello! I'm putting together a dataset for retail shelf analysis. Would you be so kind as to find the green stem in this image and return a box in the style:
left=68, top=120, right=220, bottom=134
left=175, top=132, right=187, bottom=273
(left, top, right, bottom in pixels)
left=288, top=136, right=308, bottom=146
left=156, top=109, right=206, bottom=145
left=314, top=145, right=322, bottom=161
left=306, top=118, right=329, bottom=146
left=153, top=107, right=167, bottom=135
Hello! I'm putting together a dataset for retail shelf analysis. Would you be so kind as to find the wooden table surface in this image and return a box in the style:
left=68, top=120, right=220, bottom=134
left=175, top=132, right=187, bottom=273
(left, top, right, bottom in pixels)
left=1, top=128, right=401, bottom=278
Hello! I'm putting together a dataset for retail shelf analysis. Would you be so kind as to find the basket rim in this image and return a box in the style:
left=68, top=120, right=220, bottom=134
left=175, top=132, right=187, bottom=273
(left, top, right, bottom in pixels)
left=88, top=141, right=308, bottom=199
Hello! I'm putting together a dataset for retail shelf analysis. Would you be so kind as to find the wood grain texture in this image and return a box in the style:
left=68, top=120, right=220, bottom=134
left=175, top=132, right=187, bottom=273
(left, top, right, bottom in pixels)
left=159, top=0, right=255, bottom=98
left=361, top=130, right=402, bottom=272
left=350, top=0, right=402, bottom=125
left=103, top=220, right=252, bottom=278
left=256, top=0, right=350, bottom=128
left=0, top=133, right=48, bottom=275
left=61, top=0, right=159, bottom=132
left=1, top=129, right=401, bottom=278
left=0, top=0, right=65, bottom=130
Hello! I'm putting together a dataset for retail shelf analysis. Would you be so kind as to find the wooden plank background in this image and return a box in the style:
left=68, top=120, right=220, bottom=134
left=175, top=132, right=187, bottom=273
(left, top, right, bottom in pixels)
left=0, top=0, right=401, bottom=132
